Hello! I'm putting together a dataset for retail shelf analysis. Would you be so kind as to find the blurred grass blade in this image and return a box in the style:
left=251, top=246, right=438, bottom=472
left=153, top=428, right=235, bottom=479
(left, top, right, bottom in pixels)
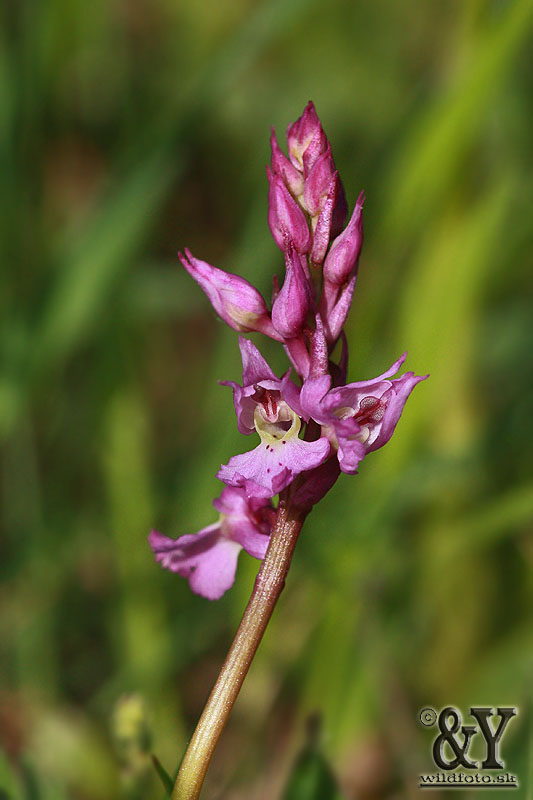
left=283, top=723, right=347, bottom=800
left=384, top=0, right=532, bottom=240
left=103, top=387, right=186, bottom=760
left=182, top=0, right=320, bottom=104
left=35, top=153, right=177, bottom=368
left=393, top=175, right=515, bottom=457
left=451, top=482, right=533, bottom=551
left=103, top=388, right=172, bottom=685
left=151, top=755, right=173, bottom=797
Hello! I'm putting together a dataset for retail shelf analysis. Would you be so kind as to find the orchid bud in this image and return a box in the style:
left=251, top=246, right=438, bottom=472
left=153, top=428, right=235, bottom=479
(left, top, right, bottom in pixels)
left=271, top=245, right=311, bottom=339
left=267, top=167, right=311, bottom=254
left=287, top=101, right=327, bottom=173
left=303, top=146, right=336, bottom=218
left=323, top=274, right=356, bottom=343
left=301, top=126, right=329, bottom=177
left=270, top=130, right=304, bottom=197
left=309, top=173, right=341, bottom=267
left=179, top=249, right=282, bottom=340
left=323, top=191, right=364, bottom=286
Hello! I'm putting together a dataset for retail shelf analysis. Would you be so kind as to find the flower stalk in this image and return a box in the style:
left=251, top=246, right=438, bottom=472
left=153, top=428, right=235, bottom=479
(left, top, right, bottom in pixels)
left=171, top=497, right=307, bottom=800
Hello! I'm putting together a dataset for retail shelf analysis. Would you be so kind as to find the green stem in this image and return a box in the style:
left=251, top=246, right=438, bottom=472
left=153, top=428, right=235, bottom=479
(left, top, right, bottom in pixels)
left=171, top=498, right=307, bottom=800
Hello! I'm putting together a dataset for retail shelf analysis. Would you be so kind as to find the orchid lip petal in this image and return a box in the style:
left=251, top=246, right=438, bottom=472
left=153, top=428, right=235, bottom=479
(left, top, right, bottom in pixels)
left=149, top=524, right=239, bottom=601
left=217, top=435, right=330, bottom=497
left=148, top=486, right=272, bottom=599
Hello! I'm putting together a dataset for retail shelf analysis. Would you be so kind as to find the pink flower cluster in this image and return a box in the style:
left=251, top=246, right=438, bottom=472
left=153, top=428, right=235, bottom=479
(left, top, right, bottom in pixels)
left=149, top=103, right=427, bottom=599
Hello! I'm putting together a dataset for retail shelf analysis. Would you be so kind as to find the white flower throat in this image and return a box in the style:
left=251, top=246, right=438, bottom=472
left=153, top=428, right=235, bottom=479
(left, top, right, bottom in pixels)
left=253, top=388, right=301, bottom=446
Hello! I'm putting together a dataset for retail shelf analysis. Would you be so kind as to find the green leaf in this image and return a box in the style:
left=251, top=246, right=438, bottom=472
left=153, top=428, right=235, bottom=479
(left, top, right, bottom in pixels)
left=283, top=737, right=346, bottom=800
left=151, top=755, right=173, bottom=797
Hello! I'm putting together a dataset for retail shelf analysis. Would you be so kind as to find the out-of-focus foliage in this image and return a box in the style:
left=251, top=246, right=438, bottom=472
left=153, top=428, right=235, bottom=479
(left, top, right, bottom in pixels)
left=1, top=0, right=532, bottom=797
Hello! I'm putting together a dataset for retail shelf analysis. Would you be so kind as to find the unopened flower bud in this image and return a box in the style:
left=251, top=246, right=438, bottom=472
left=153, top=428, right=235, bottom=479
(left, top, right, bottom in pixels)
left=323, top=274, right=356, bottom=343
left=309, top=173, right=341, bottom=267
left=267, top=167, right=311, bottom=254
left=271, top=245, right=311, bottom=339
left=303, top=146, right=336, bottom=218
left=302, top=126, right=329, bottom=176
left=270, top=130, right=304, bottom=197
left=179, top=249, right=282, bottom=340
left=287, top=101, right=327, bottom=173
left=323, top=192, right=364, bottom=286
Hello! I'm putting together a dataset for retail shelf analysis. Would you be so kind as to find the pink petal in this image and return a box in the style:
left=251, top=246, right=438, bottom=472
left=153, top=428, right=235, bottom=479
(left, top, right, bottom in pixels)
left=149, top=524, right=242, bottom=600
left=218, top=436, right=330, bottom=497
left=367, top=372, right=428, bottom=453
left=238, top=337, right=277, bottom=385
left=326, top=354, right=408, bottom=408
left=228, top=518, right=270, bottom=559
left=280, top=371, right=305, bottom=417
left=337, top=437, right=366, bottom=474
left=300, top=374, right=333, bottom=424
left=188, top=538, right=242, bottom=600
left=218, top=446, right=293, bottom=496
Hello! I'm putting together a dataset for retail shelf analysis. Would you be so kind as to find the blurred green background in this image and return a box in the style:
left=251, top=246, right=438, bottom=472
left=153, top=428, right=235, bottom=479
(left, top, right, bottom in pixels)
left=1, top=0, right=532, bottom=797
